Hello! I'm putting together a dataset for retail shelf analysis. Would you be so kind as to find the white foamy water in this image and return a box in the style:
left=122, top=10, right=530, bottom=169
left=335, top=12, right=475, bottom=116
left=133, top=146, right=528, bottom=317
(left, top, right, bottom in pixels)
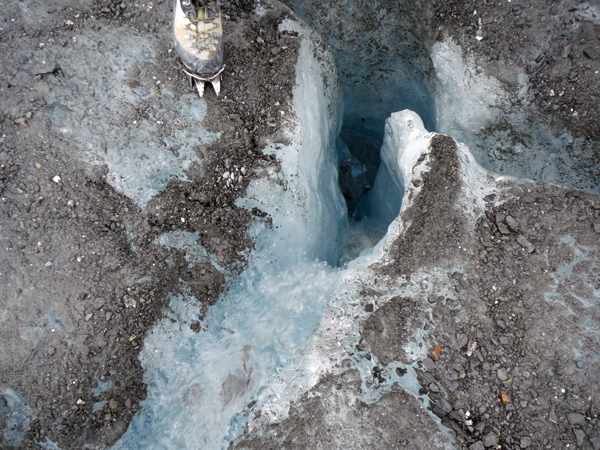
left=114, top=257, right=342, bottom=449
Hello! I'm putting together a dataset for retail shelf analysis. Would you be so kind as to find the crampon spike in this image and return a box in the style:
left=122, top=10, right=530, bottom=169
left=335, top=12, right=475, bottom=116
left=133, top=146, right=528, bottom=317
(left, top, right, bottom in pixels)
left=194, top=79, right=206, bottom=98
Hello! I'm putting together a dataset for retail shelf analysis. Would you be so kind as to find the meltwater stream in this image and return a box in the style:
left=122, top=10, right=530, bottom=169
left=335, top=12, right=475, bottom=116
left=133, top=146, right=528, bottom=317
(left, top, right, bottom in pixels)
left=112, top=18, right=381, bottom=448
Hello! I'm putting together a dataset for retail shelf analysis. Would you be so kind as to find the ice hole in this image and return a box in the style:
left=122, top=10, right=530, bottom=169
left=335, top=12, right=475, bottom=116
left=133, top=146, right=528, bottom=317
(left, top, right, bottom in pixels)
left=288, top=0, right=439, bottom=263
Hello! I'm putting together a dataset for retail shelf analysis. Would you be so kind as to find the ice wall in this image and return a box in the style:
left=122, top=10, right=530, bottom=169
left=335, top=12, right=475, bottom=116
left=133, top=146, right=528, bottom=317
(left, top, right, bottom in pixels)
left=355, top=112, right=433, bottom=227
left=291, top=26, right=348, bottom=265
left=244, top=18, right=348, bottom=266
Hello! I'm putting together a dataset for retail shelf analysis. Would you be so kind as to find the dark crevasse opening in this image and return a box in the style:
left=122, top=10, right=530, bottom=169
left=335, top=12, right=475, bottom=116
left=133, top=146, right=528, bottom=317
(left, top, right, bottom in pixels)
left=282, top=0, right=439, bottom=261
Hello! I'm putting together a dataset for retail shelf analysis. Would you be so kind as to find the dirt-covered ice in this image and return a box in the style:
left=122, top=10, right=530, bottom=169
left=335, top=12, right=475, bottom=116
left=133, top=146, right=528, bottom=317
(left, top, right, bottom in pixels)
left=1, top=0, right=599, bottom=449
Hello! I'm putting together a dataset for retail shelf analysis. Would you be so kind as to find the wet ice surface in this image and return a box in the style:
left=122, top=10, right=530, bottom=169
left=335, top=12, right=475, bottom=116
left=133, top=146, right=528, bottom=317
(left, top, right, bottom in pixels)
left=112, top=109, right=444, bottom=449
left=107, top=16, right=438, bottom=447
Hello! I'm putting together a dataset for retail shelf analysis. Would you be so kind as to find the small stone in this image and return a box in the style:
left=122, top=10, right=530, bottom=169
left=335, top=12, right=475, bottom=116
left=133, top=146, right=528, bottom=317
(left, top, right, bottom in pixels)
left=222, top=171, right=230, bottom=179
left=576, top=360, right=585, bottom=369
left=506, top=215, right=519, bottom=231
left=516, top=235, right=535, bottom=253
left=422, top=357, right=437, bottom=370
left=501, top=391, right=510, bottom=405
left=497, top=222, right=510, bottom=235
left=457, top=333, right=468, bottom=349
left=467, top=341, right=477, bottom=356
left=85, top=313, right=93, bottom=322
left=497, top=368, right=508, bottom=380
left=67, top=200, right=74, bottom=207
left=433, top=398, right=452, bottom=418
left=573, top=429, right=585, bottom=447
left=124, top=80, right=140, bottom=88
left=364, top=303, right=373, bottom=312
left=53, top=175, right=61, bottom=183
left=451, top=271, right=464, bottom=281
left=484, top=432, right=499, bottom=447
left=549, top=406, right=558, bottom=423
left=567, top=412, right=586, bottom=425
left=470, top=441, right=485, bottom=450
left=76, top=399, right=85, bottom=405
left=449, top=409, right=464, bottom=422
left=561, top=44, right=571, bottom=58
left=564, top=363, right=576, bottom=375
left=520, top=437, right=531, bottom=448
left=108, top=399, right=117, bottom=410
left=35, top=162, right=42, bottom=169
left=123, top=295, right=136, bottom=308
left=431, top=345, right=442, bottom=361
left=105, top=311, right=112, bottom=321
left=93, top=297, right=106, bottom=310
left=90, top=213, right=99, bottom=223
left=429, top=383, right=440, bottom=393
left=593, top=223, right=600, bottom=233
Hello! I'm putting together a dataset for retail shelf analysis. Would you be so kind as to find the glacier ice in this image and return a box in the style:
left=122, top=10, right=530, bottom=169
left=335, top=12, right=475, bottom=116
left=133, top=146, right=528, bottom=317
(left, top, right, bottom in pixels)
left=108, top=3, right=600, bottom=449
